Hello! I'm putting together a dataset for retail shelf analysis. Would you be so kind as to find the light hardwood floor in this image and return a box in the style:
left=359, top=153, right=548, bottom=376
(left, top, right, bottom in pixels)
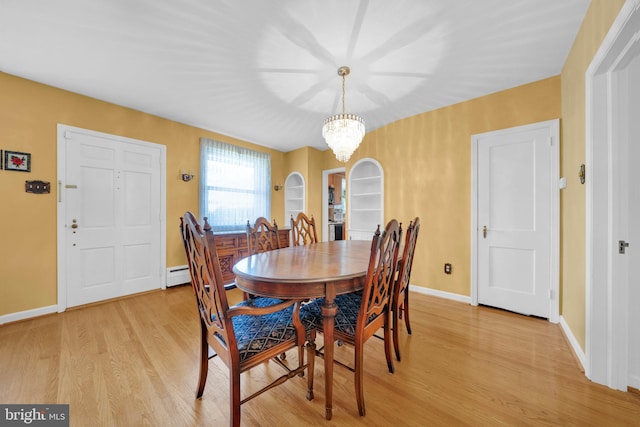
left=1, top=285, right=639, bottom=426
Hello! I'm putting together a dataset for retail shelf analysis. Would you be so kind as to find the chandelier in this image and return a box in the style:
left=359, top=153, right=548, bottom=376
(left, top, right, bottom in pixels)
left=322, top=66, right=365, bottom=163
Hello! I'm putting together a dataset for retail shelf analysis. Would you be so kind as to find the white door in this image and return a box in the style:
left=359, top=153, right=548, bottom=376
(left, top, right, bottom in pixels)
left=614, top=33, right=640, bottom=391
left=625, top=56, right=640, bottom=388
left=472, top=120, right=559, bottom=319
left=586, top=2, right=640, bottom=391
left=626, top=51, right=640, bottom=392
left=58, top=126, right=165, bottom=309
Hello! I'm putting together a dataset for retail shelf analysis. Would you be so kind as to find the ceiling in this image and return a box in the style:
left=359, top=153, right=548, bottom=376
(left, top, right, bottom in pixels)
left=0, top=0, right=590, bottom=153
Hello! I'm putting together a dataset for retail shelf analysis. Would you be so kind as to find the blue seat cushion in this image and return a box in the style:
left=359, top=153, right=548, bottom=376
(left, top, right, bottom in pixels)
left=230, top=297, right=315, bottom=363
left=301, top=291, right=376, bottom=337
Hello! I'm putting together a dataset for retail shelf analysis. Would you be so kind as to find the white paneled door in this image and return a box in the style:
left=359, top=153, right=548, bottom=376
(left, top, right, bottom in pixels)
left=58, top=126, right=165, bottom=309
left=586, top=2, right=640, bottom=391
left=472, top=120, right=559, bottom=320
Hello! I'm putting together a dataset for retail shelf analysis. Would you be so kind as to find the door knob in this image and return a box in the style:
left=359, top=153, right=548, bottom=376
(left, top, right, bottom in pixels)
left=71, top=219, right=78, bottom=229
left=482, top=225, right=487, bottom=239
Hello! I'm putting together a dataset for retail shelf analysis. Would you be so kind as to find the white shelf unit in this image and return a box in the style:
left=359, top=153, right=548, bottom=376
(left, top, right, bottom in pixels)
left=284, top=172, right=305, bottom=225
left=348, top=158, right=384, bottom=240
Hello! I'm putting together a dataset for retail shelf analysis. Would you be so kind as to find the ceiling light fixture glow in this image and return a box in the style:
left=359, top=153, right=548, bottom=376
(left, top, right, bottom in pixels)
left=322, top=66, right=365, bottom=163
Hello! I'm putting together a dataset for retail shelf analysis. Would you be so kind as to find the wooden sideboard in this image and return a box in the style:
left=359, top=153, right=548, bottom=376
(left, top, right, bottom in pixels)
left=213, top=229, right=290, bottom=284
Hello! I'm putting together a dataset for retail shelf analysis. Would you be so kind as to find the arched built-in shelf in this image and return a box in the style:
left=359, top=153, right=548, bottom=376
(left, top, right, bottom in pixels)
left=348, top=158, right=384, bottom=240
left=284, top=172, right=305, bottom=225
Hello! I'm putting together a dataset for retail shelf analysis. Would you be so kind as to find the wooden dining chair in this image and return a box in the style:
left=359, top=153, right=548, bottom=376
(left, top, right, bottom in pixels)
left=392, top=217, right=420, bottom=361
left=290, top=212, right=318, bottom=246
left=301, top=219, right=402, bottom=416
left=247, top=216, right=281, bottom=254
left=245, top=216, right=282, bottom=301
left=180, top=212, right=316, bottom=427
left=202, top=216, right=238, bottom=292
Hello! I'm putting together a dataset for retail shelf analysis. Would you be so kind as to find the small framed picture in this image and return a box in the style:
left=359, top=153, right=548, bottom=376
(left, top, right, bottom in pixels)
left=4, top=150, right=31, bottom=172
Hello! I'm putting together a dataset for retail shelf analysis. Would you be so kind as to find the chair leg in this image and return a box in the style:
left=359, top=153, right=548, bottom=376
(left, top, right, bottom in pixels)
left=403, top=292, right=412, bottom=335
left=392, top=301, right=402, bottom=362
left=354, top=342, right=366, bottom=416
left=230, top=367, right=241, bottom=427
left=306, top=334, right=316, bottom=401
left=384, top=318, right=395, bottom=374
left=196, top=323, right=209, bottom=398
left=295, top=344, right=302, bottom=376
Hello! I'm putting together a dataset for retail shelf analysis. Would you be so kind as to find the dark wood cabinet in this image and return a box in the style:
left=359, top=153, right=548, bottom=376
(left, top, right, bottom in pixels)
left=214, top=229, right=290, bottom=284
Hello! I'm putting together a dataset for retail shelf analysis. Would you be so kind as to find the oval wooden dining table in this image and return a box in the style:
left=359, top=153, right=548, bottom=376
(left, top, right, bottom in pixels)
left=233, top=239, right=372, bottom=420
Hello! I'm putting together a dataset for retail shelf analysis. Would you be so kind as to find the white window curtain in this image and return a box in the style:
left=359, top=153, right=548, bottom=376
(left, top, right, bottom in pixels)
left=199, top=138, right=271, bottom=232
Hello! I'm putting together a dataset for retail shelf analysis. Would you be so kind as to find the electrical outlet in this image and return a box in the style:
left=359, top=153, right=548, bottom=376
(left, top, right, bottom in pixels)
left=444, top=263, right=452, bottom=274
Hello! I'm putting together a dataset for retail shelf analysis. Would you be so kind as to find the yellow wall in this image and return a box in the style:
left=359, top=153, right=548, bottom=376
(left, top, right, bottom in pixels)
left=559, top=0, right=625, bottom=350
left=287, top=77, right=561, bottom=297
left=0, top=72, right=285, bottom=316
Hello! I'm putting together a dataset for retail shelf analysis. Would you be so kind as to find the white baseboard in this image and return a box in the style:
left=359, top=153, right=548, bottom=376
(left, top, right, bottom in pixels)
left=559, top=315, right=586, bottom=372
left=166, top=265, right=190, bottom=287
left=0, top=305, right=58, bottom=325
left=409, top=284, right=472, bottom=304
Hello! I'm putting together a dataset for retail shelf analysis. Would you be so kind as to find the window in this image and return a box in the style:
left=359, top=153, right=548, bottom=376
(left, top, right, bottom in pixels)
left=199, top=138, right=271, bottom=232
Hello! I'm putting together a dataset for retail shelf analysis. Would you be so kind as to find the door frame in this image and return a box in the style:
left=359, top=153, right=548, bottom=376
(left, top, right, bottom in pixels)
left=322, top=167, right=346, bottom=242
left=56, top=124, right=167, bottom=312
left=585, top=0, right=639, bottom=391
left=470, top=119, right=560, bottom=323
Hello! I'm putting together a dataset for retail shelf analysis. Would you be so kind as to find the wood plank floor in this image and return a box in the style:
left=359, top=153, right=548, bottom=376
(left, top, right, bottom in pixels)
left=1, top=285, right=639, bottom=426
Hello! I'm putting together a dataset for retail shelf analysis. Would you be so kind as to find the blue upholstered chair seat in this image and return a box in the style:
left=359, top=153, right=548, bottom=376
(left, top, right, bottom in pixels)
left=228, top=297, right=316, bottom=363
left=301, top=291, right=379, bottom=337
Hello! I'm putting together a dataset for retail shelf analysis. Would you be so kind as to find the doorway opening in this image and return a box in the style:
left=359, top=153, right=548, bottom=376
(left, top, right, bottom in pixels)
left=322, top=168, right=345, bottom=241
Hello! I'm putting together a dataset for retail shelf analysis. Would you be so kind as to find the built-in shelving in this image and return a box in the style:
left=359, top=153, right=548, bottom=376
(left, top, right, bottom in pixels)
left=348, top=158, right=383, bottom=240
left=284, top=172, right=305, bottom=225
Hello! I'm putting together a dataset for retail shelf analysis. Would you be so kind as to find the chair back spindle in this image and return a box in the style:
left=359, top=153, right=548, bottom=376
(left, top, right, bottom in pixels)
left=291, top=212, right=318, bottom=246
left=247, top=217, right=281, bottom=254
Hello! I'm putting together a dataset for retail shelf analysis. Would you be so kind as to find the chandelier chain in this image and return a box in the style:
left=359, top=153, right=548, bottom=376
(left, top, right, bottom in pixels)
left=341, top=73, right=346, bottom=115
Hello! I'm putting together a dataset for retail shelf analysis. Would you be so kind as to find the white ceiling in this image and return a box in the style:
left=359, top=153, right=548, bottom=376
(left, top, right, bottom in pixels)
left=0, top=0, right=590, bottom=153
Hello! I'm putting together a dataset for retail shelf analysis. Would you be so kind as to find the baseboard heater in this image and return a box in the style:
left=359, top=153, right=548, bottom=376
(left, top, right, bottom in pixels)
left=166, top=265, right=190, bottom=287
